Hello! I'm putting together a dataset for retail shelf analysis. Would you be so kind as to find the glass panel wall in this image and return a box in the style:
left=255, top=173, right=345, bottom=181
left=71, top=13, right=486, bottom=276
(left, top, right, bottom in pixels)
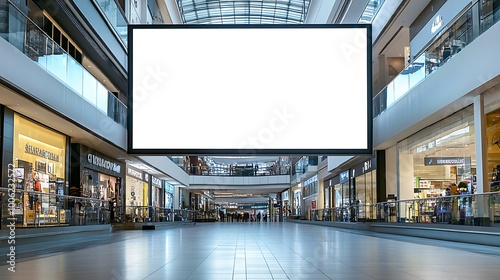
left=399, top=106, right=475, bottom=204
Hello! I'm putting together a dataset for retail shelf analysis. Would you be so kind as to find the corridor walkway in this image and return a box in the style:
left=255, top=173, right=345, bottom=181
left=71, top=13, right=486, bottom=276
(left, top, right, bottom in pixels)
left=1, top=222, right=500, bottom=280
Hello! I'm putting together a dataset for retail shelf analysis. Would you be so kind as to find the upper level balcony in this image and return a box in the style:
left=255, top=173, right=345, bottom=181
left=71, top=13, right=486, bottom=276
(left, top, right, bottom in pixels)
left=0, top=2, right=126, bottom=149
left=373, top=2, right=500, bottom=148
left=291, top=156, right=318, bottom=184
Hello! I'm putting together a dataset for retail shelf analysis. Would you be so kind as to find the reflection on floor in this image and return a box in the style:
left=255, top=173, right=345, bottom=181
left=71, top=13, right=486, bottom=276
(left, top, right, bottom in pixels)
left=1, top=222, right=500, bottom=280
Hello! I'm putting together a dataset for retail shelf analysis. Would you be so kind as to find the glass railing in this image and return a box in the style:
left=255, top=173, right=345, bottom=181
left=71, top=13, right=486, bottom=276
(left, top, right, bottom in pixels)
left=293, top=156, right=318, bottom=176
left=93, top=0, right=128, bottom=47
left=0, top=187, right=112, bottom=228
left=310, top=191, right=500, bottom=227
left=2, top=2, right=127, bottom=127
left=373, top=2, right=497, bottom=118
left=173, top=209, right=196, bottom=222
left=121, top=206, right=175, bottom=223
left=312, top=205, right=368, bottom=222
left=188, top=164, right=290, bottom=176
left=372, top=192, right=500, bottom=226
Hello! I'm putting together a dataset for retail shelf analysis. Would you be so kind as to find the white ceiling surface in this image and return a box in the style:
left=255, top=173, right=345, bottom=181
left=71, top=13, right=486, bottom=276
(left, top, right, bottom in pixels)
left=138, top=155, right=190, bottom=186
left=336, top=0, right=370, bottom=24
left=163, top=0, right=183, bottom=24
left=371, top=0, right=432, bottom=76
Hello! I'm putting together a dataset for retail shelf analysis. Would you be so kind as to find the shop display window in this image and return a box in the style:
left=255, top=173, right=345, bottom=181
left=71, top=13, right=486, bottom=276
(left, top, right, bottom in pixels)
left=486, top=107, right=500, bottom=192
left=355, top=170, right=377, bottom=220
left=399, top=106, right=475, bottom=199
left=12, top=114, right=66, bottom=226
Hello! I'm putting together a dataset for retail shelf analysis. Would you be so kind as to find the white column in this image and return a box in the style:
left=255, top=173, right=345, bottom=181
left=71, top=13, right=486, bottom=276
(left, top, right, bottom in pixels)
left=397, top=140, right=414, bottom=222
left=398, top=155, right=415, bottom=200
left=474, top=95, right=489, bottom=193
left=474, top=95, right=490, bottom=224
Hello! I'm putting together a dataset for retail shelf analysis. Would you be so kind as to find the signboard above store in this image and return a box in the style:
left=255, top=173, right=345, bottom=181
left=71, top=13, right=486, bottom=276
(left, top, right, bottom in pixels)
left=424, top=157, right=471, bottom=166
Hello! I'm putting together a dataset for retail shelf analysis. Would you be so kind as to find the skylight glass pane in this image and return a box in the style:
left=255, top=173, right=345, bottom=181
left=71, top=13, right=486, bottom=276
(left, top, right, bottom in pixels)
left=359, top=0, right=385, bottom=23
left=177, top=0, right=310, bottom=24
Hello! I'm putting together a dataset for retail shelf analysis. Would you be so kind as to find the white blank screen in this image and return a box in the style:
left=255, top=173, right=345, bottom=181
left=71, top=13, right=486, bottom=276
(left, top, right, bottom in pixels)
left=130, top=26, right=369, bottom=154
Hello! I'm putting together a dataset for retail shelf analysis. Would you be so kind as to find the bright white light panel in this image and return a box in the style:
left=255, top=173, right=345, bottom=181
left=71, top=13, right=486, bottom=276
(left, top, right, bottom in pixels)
left=129, top=25, right=371, bottom=155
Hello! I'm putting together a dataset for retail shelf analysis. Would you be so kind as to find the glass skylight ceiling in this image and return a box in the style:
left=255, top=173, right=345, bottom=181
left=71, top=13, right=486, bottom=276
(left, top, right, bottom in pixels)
left=176, top=0, right=311, bottom=24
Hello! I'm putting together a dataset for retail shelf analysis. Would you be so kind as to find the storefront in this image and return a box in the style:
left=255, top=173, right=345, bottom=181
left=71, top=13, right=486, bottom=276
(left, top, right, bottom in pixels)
left=292, top=185, right=302, bottom=216
left=335, top=170, right=350, bottom=208
left=70, top=144, right=124, bottom=222
left=125, top=165, right=149, bottom=222
left=165, top=183, right=174, bottom=210
left=398, top=106, right=475, bottom=201
left=353, top=158, right=377, bottom=221
left=151, top=176, right=162, bottom=209
left=323, top=176, right=338, bottom=221
left=303, top=174, right=318, bottom=219
left=281, top=189, right=290, bottom=216
left=9, top=113, right=68, bottom=226
left=487, top=106, right=500, bottom=192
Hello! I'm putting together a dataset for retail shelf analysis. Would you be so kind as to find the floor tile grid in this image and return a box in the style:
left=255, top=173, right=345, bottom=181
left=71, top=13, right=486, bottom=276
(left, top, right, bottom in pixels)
left=258, top=232, right=335, bottom=280
left=253, top=234, right=291, bottom=279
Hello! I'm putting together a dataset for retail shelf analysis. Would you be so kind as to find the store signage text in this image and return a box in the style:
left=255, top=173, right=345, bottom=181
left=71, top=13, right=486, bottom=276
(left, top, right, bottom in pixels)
left=87, top=153, right=121, bottom=173
left=363, top=160, right=372, bottom=173
left=25, top=143, right=59, bottom=162
left=424, top=157, right=471, bottom=166
left=431, top=15, right=443, bottom=34
left=417, top=141, right=437, bottom=153
left=127, top=167, right=143, bottom=180
left=340, top=170, right=349, bottom=183
left=152, top=176, right=161, bottom=187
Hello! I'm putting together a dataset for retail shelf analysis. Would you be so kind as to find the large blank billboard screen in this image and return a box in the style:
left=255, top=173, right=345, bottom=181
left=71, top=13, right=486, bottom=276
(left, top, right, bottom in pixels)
left=129, top=25, right=372, bottom=155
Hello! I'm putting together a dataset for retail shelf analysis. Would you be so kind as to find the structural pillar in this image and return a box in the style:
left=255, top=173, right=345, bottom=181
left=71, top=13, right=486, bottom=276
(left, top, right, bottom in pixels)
left=474, top=95, right=490, bottom=226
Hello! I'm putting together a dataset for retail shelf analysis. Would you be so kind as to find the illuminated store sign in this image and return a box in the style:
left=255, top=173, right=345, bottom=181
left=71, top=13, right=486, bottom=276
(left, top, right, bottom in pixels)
left=363, top=159, right=373, bottom=172
left=152, top=176, right=162, bottom=187
left=127, top=167, right=143, bottom=180
left=87, top=153, right=121, bottom=173
left=25, top=143, right=60, bottom=162
left=424, top=157, right=471, bottom=166
left=340, top=170, right=349, bottom=183
left=431, top=15, right=443, bottom=33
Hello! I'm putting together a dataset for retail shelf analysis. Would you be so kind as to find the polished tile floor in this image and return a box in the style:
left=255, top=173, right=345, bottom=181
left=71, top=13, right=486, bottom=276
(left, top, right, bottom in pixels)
left=1, top=222, right=500, bottom=280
